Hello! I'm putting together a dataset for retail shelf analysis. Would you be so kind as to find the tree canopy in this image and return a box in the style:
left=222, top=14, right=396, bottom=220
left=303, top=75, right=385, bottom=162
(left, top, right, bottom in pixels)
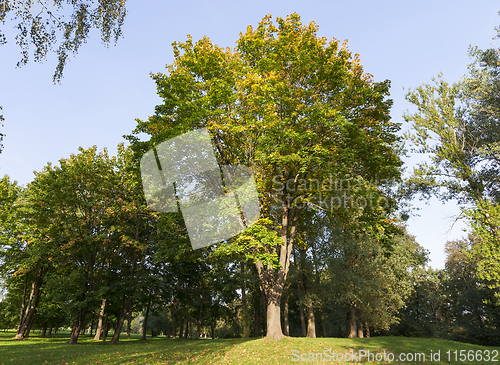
left=129, top=13, right=404, bottom=340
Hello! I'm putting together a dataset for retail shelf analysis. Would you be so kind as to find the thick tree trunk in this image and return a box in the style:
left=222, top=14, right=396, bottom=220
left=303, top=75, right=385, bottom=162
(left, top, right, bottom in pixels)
left=348, top=305, right=357, bottom=338
left=94, top=299, right=106, bottom=341
left=356, top=308, right=363, bottom=338
left=48, top=327, right=52, bottom=336
left=184, top=321, right=189, bottom=339
left=365, top=322, right=370, bottom=338
left=266, top=299, right=284, bottom=340
left=307, top=302, right=316, bottom=338
left=141, top=300, right=150, bottom=341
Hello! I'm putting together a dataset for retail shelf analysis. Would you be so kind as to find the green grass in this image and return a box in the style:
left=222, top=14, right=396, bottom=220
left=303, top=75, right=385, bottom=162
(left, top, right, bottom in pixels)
left=1, top=330, right=499, bottom=364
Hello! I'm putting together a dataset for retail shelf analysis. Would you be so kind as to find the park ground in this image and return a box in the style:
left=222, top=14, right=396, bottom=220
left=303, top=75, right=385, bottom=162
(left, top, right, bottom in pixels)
left=1, top=330, right=500, bottom=364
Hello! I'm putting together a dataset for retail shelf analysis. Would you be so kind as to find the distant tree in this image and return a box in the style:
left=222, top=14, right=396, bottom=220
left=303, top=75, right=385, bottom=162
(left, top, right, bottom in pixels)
left=403, top=22, right=500, bottom=298
left=391, top=267, right=446, bottom=338
left=443, top=235, right=500, bottom=345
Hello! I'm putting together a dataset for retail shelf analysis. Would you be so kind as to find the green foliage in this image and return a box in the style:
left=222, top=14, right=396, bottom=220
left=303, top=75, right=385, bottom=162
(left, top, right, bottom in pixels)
left=403, top=28, right=500, bottom=298
left=1, top=0, right=127, bottom=82
left=324, top=221, right=427, bottom=332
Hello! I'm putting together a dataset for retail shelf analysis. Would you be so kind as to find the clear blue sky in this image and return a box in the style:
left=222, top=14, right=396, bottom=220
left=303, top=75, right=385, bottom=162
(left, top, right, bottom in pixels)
left=1, top=0, right=499, bottom=268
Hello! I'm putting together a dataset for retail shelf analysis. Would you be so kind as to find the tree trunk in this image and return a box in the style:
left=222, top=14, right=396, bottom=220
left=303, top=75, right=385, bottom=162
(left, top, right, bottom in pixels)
left=103, top=322, right=109, bottom=341
left=283, top=286, right=290, bottom=336
left=41, top=322, right=48, bottom=337
left=348, top=305, right=357, bottom=338
left=110, top=296, right=132, bottom=345
left=253, top=307, right=260, bottom=337
left=297, top=281, right=306, bottom=337
left=321, top=309, right=327, bottom=337
left=357, top=321, right=364, bottom=338
left=241, top=262, right=250, bottom=338
left=184, top=321, right=189, bottom=339
left=253, top=198, right=300, bottom=341
left=196, top=292, right=203, bottom=340
left=365, top=322, right=370, bottom=338
left=48, top=327, right=52, bottom=336
left=94, top=299, right=106, bottom=341
left=167, top=321, right=172, bottom=339
left=356, top=308, right=363, bottom=338
left=265, top=285, right=285, bottom=340
left=69, top=307, right=87, bottom=344
left=141, top=300, right=150, bottom=341
left=179, top=318, right=184, bottom=339
left=126, top=307, right=132, bottom=339
left=15, top=276, right=42, bottom=340
left=307, top=302, right=316, bottom=338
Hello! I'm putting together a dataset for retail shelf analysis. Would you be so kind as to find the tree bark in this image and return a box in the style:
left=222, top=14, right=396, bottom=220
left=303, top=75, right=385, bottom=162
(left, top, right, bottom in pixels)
left=266, top=294, right=284, bottom=340
left=141, top=299, right=150, bottom=340
left=196, top=292, right=203, bottom=340
left=253, top=307, right=260, bottom=337
left=297, top=281, right=306, bottom=337
left=348, top=305, right=357, bottom=338
left=307, top=302, right=316, bottom=338
left=41, top=322, right=48, bottom=337
left=283, top=286, right=290, bottom=336
left=110, top=296, right=132, bottom=344
left=69, top=307, right=87, bottom=344
left=357, top=321, right=364, bottom=338
left=321, top=309, right=327, bottom=337
left=179, top=318, right=184, bottom=339
left=241, top=262, right=250, bottom=338
left=94, top=299, right=106, bottom=341
left=15, top=274, right=43, bottom=340
left=126, top=307, right=132, bottom=339
left=356, top=309, right=363, bottom=338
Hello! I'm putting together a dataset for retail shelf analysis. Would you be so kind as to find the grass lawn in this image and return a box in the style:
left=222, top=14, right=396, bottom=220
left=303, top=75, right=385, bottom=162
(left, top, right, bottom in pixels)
left=0, top=330, right=499, bottom=364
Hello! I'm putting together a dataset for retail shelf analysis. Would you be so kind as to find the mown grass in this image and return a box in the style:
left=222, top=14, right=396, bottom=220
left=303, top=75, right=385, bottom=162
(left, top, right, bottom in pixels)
left=1, top=330, right=499, bottom=364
